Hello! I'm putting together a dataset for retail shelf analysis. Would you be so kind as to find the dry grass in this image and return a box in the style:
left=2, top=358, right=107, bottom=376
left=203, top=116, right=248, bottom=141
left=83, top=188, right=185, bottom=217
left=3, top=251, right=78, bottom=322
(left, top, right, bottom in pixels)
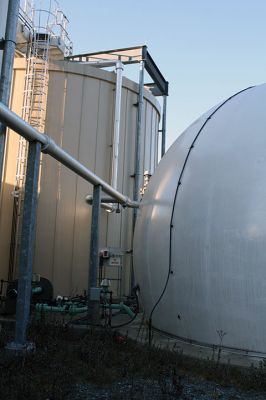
left=0, top=320, right=265, bottom=399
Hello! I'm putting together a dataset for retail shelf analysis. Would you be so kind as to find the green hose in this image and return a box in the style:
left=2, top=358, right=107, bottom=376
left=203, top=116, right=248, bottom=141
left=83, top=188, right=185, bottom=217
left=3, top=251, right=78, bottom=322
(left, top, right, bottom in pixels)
left=35, top=304, right=67, bottom=313
left=35, top=302, right=135, bottom=318
left=104, top=303, right=135, bottom=318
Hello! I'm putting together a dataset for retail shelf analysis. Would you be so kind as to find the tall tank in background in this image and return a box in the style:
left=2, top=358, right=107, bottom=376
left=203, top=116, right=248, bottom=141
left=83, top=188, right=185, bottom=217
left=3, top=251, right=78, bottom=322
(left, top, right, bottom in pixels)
left=0, top=2, right=167, bottom=301
left=134, top=83, right=266, bottom=360
left=35, top=59, right=160, bottom=297
left=0, top=0, right=74, bottom=294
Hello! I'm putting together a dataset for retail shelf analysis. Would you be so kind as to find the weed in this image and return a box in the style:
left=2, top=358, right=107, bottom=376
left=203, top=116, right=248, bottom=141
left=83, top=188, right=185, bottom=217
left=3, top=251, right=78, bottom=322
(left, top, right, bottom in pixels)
left=0, top=319, right=266, bottom=399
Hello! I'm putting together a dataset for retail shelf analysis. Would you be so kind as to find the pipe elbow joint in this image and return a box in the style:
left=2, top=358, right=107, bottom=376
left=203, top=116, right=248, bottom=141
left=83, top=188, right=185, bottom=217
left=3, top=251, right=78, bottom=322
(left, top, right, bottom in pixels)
left=123, top=197, right=140, bottom=209
left=41, top=135, right=56, bottom=154
left=115, top=60, right=124, bottom=71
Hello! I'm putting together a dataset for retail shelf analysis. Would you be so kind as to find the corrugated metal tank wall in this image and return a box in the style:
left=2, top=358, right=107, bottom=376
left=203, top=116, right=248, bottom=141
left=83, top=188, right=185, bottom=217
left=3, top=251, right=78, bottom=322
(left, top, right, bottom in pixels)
left=0, top=61, right=25, bottom=280
left=0, top=58, right=160, bottom=297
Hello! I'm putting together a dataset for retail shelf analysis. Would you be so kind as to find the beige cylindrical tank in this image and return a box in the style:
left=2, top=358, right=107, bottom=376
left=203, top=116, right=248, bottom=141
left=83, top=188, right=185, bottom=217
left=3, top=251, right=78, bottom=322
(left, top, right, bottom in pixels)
left=0, top=58, right=160, bottom=297
left=0, top=59, right=25, bottom=281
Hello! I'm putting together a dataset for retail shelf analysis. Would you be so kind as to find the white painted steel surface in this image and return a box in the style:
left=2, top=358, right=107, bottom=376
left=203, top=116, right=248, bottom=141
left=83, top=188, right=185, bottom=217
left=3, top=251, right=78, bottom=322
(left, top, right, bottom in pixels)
left=134, top=84, right=266, bottom=356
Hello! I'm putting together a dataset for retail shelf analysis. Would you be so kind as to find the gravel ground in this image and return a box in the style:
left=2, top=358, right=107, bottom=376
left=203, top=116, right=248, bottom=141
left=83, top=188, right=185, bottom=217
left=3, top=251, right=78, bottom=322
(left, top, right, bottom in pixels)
left=72, top=377, right=266, bottom=400
left=2, top=318, right=266, bottom=400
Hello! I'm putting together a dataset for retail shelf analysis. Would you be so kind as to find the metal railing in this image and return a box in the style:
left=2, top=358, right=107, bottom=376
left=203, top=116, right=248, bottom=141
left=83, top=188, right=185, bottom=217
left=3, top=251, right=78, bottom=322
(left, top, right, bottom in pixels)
left=0, top=101, right=139, bottom=350
left=0, top=102, right=139, bottom=207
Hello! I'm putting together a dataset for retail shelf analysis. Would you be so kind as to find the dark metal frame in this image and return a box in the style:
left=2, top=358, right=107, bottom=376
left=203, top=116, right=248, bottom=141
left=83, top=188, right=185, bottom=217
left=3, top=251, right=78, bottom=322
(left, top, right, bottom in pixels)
left=67, top=45, right=169, bottom=196
left=67, top=45, right=168, bottom=96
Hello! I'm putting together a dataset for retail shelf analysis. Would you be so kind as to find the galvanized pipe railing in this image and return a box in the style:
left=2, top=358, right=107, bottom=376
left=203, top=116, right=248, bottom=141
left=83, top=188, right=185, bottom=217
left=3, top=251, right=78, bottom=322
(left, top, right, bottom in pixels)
left=0, top=100, right=139, bottom=350
left=0, top=102, right=139, bottom=208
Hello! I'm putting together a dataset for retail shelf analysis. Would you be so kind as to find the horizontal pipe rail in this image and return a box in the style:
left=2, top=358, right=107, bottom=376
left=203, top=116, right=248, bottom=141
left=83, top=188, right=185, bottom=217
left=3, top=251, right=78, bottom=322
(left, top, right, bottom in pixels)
left=85, top=195, right=121, bottom=204
left=0, top=102, right=139, bottom=208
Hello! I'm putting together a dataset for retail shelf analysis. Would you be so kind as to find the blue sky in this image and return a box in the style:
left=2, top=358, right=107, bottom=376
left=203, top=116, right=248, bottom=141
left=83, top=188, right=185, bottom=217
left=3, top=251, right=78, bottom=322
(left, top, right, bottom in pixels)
left=62, top=0, right=266, bottom=149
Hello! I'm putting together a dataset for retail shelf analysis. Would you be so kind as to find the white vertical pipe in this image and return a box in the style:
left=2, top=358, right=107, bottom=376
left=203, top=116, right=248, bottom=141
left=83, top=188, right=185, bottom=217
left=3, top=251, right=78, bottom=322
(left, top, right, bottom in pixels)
left=133, top=60, right=145, bottom=216
left=161, top=95, right=167, bottom=158
left=111, top=61, right=124, bottom=190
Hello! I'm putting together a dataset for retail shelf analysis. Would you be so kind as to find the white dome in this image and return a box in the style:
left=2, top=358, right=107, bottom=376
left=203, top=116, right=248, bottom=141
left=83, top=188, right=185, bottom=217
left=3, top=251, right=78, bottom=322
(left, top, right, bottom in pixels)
left=133, top=84, right=266, bottom=357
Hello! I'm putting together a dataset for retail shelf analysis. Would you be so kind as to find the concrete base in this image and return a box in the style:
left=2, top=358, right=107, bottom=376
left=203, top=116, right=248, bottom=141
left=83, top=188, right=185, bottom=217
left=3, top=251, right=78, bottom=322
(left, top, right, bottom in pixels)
left=118, top=313, right=264, bottom=368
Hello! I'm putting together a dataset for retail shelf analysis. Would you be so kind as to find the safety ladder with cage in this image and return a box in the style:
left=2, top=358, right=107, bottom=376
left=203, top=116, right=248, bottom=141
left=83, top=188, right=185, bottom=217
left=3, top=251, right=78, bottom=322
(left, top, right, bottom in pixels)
left=9, top=3, right=53, bottom=280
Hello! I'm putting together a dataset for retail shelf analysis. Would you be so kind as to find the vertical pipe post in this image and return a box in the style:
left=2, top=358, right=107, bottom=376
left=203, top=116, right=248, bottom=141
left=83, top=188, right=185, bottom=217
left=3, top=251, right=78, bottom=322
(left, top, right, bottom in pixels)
left=111, top=61, right=124, bottom=190
left=131, top=60, right=145, bottom=291
left=133, top=60, right=145, bottom=225
left=11, top=141, right=41, bottom=349
left=0, top=0, right=20, bottom=191
left=88, top=184, right=101, bottom=322
left=161, top=95, right=167, bottom=158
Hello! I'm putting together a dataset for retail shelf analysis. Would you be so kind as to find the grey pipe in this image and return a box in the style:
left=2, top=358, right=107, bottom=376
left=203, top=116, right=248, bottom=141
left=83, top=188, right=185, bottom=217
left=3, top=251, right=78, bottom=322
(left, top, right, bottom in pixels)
left=133, top=60, right=145, bottom=220
left=161, top=95, right=167, bottom=158
left=15, top=141, right=41, bottom=348
left=100, top=203, right=115, bottom=212
left=85, top=195, right=120, bottom=204
left=89, top=185, right=101, bottom=289
left=111, top=61, right=124, bottom=190
left=85, top=194, right=119, bottom=213
left=130, top=59, right=145, bottom=292
left=0, top=102, right=139, bottom=208
left=78, top=60, right=120, bottom=68
left=0, top=0, right=20, bottom=190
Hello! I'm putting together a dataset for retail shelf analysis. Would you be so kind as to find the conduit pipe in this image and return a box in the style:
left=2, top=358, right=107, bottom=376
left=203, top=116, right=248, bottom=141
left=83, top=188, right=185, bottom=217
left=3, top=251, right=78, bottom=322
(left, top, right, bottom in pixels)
left=0, top=102, right=139, bottom=208
left=133, top=60, right=145, bottom=223
left=111, top=61, right=124, bottom=190
left=161, top=95, right=167, bottom=158
left=85, top=195, right=121, bottom=204
left=78, top=60, right=121, bottom=68
left=104, top=60, right=124, bottom=213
